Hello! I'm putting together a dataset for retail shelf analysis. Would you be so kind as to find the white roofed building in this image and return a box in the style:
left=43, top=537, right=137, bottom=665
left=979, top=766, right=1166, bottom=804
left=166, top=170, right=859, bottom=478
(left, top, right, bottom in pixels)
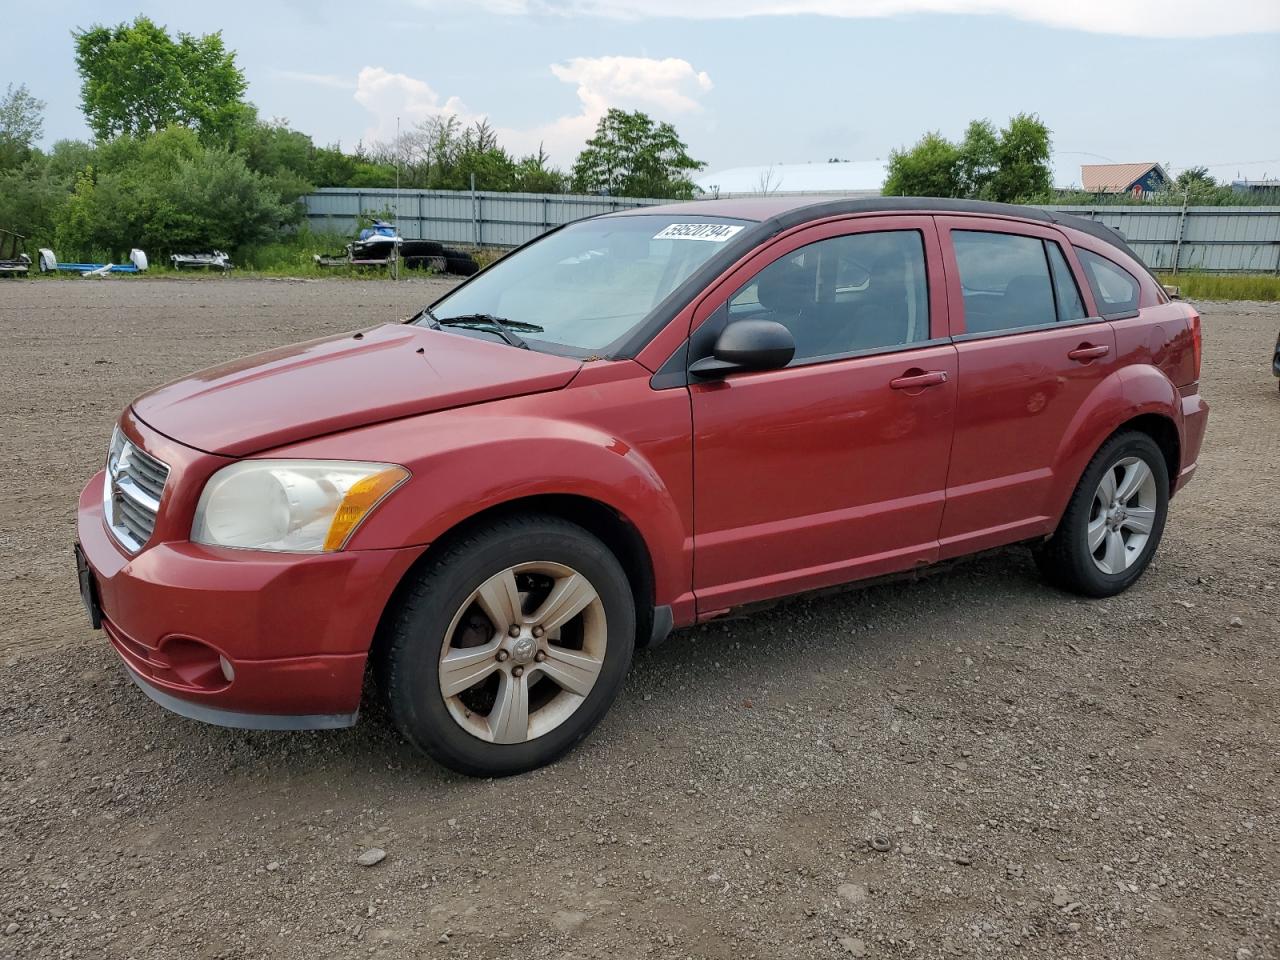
left=695, top=161, right=887, bottom=198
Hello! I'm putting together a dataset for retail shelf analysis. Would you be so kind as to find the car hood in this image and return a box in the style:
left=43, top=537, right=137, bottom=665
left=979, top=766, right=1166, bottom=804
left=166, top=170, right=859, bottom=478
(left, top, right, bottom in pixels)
left=132, top=323, right=582, bottom=456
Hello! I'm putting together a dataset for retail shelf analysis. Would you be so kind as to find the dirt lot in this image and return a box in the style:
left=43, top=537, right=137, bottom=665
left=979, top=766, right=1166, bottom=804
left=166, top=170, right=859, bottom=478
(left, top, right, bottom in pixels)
left=0, top=278, right=1277, bottom=960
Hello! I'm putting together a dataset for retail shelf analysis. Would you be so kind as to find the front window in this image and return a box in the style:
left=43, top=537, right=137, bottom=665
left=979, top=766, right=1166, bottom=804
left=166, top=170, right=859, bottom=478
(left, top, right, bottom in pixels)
left=726, top=230, right=930, bottom=364
left=418, top=215, right=752, bottom=353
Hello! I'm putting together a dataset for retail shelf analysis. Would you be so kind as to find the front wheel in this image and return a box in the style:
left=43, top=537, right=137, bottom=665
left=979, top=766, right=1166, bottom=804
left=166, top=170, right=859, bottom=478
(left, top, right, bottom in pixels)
left=1034, top=431, right=1170, bottom=598
left=377, top=515, right=635, bottom=776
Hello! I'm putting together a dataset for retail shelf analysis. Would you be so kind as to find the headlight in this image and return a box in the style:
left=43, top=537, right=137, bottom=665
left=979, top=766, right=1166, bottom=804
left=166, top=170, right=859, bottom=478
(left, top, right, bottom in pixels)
left=192, top=460, right=409, bottom=553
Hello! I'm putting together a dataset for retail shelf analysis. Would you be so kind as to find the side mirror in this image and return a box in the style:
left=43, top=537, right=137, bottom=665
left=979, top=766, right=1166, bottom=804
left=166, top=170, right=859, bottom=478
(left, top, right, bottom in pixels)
left=689, top=319, right=796, bottom=378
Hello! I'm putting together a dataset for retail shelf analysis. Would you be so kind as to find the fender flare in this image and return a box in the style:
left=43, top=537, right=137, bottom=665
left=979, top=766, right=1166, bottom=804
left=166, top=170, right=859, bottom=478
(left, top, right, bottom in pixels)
left=347, top=415, right=691, bottom=607
left=1045, top=365, right=1181, bottom=524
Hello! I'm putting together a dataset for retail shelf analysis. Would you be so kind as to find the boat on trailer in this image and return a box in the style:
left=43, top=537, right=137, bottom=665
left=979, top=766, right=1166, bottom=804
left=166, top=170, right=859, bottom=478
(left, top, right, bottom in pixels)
left=349, top=221, right=402, bottom=261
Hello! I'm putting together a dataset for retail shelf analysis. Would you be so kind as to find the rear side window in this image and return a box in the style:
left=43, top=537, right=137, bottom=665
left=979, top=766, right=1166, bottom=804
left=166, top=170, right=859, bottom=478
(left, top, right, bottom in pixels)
left=952, top=231, right=1057, bottom=334
left=1046, top=242, right=1086, bottom=321
left=1074, top=248, right=1140, bottom=318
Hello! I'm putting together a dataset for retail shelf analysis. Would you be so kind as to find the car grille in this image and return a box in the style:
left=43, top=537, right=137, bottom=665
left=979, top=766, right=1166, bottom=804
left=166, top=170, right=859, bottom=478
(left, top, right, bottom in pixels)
left=104, top=436, right=170, bottom=552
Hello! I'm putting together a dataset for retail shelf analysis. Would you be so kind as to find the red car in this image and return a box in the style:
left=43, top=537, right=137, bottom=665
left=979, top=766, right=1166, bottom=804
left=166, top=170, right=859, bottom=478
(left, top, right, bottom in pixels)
left=75, top=197, right=1208, bottom=776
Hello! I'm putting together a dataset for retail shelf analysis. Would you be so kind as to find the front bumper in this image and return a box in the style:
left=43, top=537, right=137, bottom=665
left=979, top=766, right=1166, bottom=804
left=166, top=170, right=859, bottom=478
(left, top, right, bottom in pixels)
left=77, top=469, right=423, bottom=728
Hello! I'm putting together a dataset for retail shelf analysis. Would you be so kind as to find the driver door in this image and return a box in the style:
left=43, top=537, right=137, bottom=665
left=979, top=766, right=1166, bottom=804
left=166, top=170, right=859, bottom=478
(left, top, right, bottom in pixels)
left=689, top=216, right=958, bottom=614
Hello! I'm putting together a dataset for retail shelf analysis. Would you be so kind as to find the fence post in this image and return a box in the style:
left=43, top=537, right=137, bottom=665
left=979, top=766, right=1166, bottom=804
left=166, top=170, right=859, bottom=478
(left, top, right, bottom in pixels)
left=471, top=174, right=480, bottom=248
left=1172, top=192, right=1189, bottom=275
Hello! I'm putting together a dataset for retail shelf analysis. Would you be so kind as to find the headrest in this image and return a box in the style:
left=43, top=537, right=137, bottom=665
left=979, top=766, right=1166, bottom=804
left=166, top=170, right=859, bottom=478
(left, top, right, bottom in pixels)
left=757, top=261, right=812, bottom=313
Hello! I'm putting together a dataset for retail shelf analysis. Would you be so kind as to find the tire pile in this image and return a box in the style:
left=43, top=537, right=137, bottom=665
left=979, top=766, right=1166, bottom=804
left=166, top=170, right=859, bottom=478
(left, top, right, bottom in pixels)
left=401, top=241, right=479, bottom=277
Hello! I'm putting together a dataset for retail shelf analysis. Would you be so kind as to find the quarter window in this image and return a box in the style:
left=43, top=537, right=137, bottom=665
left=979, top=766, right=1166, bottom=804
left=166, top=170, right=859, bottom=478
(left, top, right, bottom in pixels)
left=1075, top=248, right=1140, bottom=317
left=727, top=230, right=929, bottom=363
left=952, top=231, right=1058, bottom=334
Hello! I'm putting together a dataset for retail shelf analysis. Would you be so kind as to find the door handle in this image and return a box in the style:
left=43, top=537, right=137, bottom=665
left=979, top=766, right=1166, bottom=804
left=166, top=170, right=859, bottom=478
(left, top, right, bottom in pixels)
left=1067, top=343, right=1110, bottom=363
left=889, top=369, right=949, bottom=390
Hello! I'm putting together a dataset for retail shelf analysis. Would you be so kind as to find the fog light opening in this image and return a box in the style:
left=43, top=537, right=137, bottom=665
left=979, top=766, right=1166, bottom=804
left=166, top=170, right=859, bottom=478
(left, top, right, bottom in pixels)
left=219, top=655, right=236, bottom=683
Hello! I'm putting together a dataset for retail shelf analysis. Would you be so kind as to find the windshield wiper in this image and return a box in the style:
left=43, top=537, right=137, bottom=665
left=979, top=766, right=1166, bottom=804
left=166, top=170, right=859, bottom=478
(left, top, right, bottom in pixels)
left=442, top=314, right=544, bottom=333
left=431, top=313, right=544, bottom=350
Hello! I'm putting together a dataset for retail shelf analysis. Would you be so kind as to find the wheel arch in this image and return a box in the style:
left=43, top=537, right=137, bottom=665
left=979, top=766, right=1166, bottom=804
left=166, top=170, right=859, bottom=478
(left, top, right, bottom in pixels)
left=370, top=493, right=661, bottom=674
left=1047, top=407, right=1181, bottom=530
left=1046, top=362, right=1185, bottom=524
left=1112, top=411, right=1180, bottom=489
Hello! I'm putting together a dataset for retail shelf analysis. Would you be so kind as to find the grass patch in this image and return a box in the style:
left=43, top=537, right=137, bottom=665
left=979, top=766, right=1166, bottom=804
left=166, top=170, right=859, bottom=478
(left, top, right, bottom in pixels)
left=1157, top=272, right=1280, bottom=302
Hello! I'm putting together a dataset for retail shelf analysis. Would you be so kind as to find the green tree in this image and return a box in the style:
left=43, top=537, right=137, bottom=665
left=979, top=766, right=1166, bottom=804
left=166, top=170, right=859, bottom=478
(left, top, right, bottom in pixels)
left=956, top=119, right=999, bottom=199
left=45, top=139, right=97, bottom=180
left=514, top=147, right=567, bottom=193
left=73, top=16, right=248, bottom=142
left=570, top=109, right=704, bottom=199
left=989, top=113, right=1052, bottom=202
left=53, top=165, right=101, bottom=257
left=0, top=159, right=68, bottom=249
left=0, top=83, right=46, bottom=170
left=148, top=148, right=297, bottom=250
left=1168, top=166, right=1236, bottom=204
left=308, top=145, right=358, bottom=187
left=883, top=114, right=1053, bottom=203
left=50, top=126, right=298, bottom=258
left=1174, top=166, right=1215, bottom=191
left=882, top=131, right=963, bottom=198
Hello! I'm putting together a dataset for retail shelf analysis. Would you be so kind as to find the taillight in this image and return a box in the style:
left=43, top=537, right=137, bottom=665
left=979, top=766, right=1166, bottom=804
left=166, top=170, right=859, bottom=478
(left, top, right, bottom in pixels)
left=1189, top=309, right=1202, bottom=380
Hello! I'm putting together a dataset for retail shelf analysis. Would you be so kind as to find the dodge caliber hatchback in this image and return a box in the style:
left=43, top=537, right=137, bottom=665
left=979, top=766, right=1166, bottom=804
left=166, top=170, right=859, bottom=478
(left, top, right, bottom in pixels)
left=76, top=198, right=1208, bottom=776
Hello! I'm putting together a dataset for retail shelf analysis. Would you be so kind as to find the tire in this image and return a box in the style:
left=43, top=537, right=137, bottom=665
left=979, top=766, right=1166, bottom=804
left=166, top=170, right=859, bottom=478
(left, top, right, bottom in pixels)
left=1033, top=431, right=1170, bottom=598
left=399, top=240, right=445, bottom=259
left=376, top=515, right=636, bottom=776
left=442, top=254, right=479, bottom=277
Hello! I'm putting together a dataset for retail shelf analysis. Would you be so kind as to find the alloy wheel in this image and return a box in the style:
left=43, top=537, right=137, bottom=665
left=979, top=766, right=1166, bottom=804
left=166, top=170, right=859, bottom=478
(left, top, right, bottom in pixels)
left=438, top=561, right=607, bottom=744
left=1088, top=456, right=1158, bottom=575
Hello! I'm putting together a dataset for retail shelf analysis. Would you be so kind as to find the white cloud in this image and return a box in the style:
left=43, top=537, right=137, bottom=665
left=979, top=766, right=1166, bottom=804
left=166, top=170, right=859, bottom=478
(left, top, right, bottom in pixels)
left=353, top=66, right=481, bottom=143
left=551, top=56, right=712, bottom=115
left=430, top=0, right=1280, bottom=38
left=350, top=56, right=712, bottom=162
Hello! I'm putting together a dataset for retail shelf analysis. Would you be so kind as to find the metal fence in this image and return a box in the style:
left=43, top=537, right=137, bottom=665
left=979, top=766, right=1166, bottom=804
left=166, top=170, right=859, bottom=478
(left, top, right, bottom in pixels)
left=302, top=188, right=665, bottom=249
left=1038, top=205, right=1280, bottom=274
left=302, top=188, right=1280, bottom=273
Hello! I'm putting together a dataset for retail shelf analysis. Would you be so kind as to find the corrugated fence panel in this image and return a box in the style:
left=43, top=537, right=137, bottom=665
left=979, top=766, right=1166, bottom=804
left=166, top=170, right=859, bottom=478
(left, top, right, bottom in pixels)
left=304, top=191, right=1280, bottom=272
left=1040, top=205, right=1280, bottom=273
left=303, top=188, right=665, bottom=250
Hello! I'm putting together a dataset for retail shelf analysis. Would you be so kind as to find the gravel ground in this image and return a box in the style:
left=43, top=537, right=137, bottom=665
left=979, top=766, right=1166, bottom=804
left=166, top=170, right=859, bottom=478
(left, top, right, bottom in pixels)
left=0, top=278, right=1277, bottom=960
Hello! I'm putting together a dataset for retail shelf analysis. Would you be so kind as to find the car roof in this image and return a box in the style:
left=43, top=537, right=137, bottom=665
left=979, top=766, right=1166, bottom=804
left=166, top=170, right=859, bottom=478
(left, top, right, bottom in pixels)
left=608, top=196, right=1142, bottom=264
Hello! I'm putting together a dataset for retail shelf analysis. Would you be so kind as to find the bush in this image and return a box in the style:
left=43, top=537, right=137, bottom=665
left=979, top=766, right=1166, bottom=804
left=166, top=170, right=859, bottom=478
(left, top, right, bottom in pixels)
left=46, top=126, right=301, bottom=259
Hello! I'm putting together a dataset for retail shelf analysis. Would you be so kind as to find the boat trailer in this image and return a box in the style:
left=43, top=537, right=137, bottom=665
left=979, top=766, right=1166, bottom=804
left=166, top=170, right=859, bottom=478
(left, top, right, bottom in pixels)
left=171, top=251, right=233, bottom=271
left=0, top=230, right=32, bottom=277
left=38, top=248, right=149, bottom=275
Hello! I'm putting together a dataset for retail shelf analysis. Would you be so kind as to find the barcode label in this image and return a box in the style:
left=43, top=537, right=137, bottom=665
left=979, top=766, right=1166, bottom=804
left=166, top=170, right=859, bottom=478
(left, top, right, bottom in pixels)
left=652, top=223, right=745, bottom=242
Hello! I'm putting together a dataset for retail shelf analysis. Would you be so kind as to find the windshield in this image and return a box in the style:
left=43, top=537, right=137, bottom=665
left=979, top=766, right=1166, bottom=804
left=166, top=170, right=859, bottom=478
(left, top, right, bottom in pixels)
left=419, top=215, right=752, bottom=352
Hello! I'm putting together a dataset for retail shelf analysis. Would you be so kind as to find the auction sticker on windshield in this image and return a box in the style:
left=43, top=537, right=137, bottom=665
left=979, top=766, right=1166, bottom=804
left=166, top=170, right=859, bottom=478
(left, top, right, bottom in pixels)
left=652, top=223, right=745, bottom=242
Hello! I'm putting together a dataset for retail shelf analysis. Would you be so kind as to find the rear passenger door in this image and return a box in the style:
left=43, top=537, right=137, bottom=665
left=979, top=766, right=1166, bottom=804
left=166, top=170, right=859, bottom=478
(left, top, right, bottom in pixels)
left=935, top=217, right=1118, bottom=557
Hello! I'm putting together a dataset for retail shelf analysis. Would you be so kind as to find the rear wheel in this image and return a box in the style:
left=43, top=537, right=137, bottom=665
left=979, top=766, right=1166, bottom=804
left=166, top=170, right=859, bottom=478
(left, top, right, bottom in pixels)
left=377, top=515, right=635, bottom=776
left=1034, top=431, right=1169, bottom=597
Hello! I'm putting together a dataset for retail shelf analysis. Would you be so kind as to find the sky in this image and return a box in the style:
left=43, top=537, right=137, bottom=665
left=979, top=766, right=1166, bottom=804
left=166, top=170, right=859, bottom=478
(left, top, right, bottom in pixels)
left=3, top=0, right=1279, bottom=188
